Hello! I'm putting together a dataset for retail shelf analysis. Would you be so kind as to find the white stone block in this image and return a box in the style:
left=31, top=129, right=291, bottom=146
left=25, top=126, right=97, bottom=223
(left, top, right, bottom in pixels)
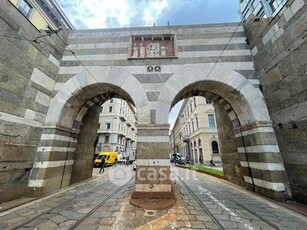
left=31, top=68, right=55, bottom=92
left=75, top=70, right=97, bottom=88
left=35, top=92, right=51, bottom=107
left=0, top=112, right=43, bottom=128
left=291, top=0, right=305, bottom=15
left=24, top=109, right=36, bottom=120
left=48, top=54, right=60, bottom=67
left=251, top=46, right=258, bottom=56
left=284, top=7, right=294, bottom=22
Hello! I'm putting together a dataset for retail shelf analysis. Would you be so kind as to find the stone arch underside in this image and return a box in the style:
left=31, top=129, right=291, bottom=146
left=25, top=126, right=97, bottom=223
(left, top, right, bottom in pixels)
left=26, top=66, right=150, bottom=196
left=159, top=63, right=292, bottom=201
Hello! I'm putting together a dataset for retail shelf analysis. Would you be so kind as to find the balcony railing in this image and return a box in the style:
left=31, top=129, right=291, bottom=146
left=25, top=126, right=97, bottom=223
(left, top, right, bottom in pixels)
left=119, top=114, right=127, bottom=121
left=182, top=135, right=189, bottom=142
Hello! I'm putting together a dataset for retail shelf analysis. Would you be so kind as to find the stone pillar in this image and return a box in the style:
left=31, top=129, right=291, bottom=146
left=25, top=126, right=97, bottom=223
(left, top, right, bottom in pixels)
left=133, top=124, right=172, bottom=195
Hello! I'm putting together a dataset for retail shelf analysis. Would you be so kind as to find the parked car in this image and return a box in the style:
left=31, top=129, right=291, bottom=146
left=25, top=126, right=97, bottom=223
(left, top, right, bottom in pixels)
left=176, top=159, right=186, bottom=165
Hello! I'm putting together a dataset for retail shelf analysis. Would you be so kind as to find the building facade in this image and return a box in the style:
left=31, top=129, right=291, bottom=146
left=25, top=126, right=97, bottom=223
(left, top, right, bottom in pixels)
left=9, top=0, right=74, bottom=30
left=170, top=97, right=220, bottom=165
left=97, top=98, right=137, bottom=157
left=239, top=0, right=288, bottom=20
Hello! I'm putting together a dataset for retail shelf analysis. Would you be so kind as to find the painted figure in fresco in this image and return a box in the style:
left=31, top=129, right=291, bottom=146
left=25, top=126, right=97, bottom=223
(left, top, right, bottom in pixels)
left=140, top=43, right=145, bottom=58
left=132, top=43, right=138, bottom=58
left=161, top=46, right=166, bottom=56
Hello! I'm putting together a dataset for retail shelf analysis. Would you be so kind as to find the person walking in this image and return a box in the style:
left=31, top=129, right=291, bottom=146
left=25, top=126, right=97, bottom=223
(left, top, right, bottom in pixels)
left=99, top=156, right=105, bottom=173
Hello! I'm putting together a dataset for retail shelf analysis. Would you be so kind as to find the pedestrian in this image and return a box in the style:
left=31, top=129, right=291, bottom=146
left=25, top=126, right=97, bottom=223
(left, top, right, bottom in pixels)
left=210, top=160, right=216, bottom=167
left=113, top=158, right=118, bottom=168
left=99, top=156, right=105, bottom=173
left=126, top=156, right=129, bottom=165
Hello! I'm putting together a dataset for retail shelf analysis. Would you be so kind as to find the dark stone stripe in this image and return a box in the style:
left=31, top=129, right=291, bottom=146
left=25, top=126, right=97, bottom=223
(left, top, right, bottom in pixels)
left=146, top=92, right=159, bottom=101
left=68, top=36, right=128, bottom=44
left=235, top=132, right=278, bottom=147
left=35, top=151, right=75, bottom=162
left=68, top=30, right=245, bottom=44
left=235, top=70, right=256, bottom=79
left=64, top=43, right=248, bottom=56
left=30, top=81, right=53, bottom=97
left=56, top=74, right=75, bottom=83
left=251, top=169, right=288, bottom=183
left=239, top=152, right=284, bottom=164
left=60, top=55, right=253, bottom=67
left=254, top=185, right=286, bottom=201
left=30, top=166, right=69, bottom=179
left=42, top=128, right=73, bottom=136
left=177, top=31, right=246, bottom=40
left=134, top=74, right=172, bottom=83
left=178, top=43, right=249, bottom=52
left=64, top=47, right=128, bottom=55
left=39, top=139, right=77, bottom=148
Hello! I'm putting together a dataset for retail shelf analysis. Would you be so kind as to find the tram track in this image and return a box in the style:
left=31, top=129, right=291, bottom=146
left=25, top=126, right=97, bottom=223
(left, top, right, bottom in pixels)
left=68, top=177, right=134, bottom=230
left=172, top=171, right=281, bottom=230
left=9, top=168, right=135, bottom=230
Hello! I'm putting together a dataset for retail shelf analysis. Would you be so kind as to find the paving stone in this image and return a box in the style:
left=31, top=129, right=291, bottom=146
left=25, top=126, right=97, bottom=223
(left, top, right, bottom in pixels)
left=190, top=220, right=206, bottom=228
left=34, top=219, right=59, bottom=229
left=195, top=215, right=212, bottom=221
left=219, top=220, right=238, bottom=229
left=49, top=214, right=68, bottom=224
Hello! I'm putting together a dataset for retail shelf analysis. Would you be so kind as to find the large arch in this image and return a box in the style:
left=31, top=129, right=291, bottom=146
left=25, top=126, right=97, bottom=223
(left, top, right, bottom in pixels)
left=160, top=64, right=292, bottom=201
left=26, top=67, right=150, bottom=196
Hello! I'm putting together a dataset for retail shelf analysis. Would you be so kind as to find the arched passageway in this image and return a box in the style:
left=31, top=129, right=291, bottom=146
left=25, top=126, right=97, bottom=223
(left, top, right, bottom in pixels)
left=26, top=67, right=149, bottom=196
left=162, top=64, right=291, bottom=201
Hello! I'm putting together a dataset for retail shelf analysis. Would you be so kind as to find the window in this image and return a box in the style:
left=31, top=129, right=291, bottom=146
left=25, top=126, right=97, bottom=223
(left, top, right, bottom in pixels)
left=106, top=123, right=111, bottom=129
left=193, top=97, right=196, bottom=108
left=192, top=121, right=194, bottom=132
left=206, top=98, right=212, bottom=104
left=208, top=114, right=216, bottom=128
left=109, top=106, right=113, bottom=112
left=110, top=99, right=114, bottom=103
left=18, top=0, right=33, bottom=18
left=212, top=141, right=219, bottom=154
left=105, top=136, right=109, bottom=143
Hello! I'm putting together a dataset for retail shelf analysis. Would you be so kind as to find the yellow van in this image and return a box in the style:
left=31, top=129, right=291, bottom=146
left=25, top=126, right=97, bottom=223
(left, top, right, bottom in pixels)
left=94, top=152, right=118, bottom=167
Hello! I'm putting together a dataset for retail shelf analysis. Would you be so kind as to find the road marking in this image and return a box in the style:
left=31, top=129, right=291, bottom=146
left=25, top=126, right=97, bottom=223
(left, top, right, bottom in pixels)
left=197, top=185, right=254, bottom=230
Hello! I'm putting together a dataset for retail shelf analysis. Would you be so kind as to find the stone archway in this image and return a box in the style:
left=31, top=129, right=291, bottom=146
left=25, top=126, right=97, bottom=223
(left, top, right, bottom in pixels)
left=26, top=67, right=149, bottom=196
left=159, top=64, right=292, bottom=201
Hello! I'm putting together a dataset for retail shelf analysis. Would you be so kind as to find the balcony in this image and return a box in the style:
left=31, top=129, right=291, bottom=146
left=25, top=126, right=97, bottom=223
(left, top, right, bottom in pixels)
left=119, top=114, right=127, bottom=121
left=182, top=135, right=189, bottom=142
left=97, top=128, right=111, bottom=134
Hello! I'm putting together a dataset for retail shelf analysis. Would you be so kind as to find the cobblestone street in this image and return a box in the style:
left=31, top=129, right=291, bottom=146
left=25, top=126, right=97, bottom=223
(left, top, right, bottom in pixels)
left=0, top=165, right=306, bottom=229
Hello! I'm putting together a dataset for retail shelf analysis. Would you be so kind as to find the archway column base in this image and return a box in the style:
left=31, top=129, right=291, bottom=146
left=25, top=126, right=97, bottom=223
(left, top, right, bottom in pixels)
left=133, top=124, right=173, bottom=196
left=130, top=190, right=176, bottom=210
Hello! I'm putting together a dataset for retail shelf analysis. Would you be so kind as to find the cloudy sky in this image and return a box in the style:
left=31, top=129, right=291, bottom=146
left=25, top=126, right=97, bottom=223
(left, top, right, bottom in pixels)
left=55, top=0, right=240, bottom=129
left=56, top=0, right=240, bottom=29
